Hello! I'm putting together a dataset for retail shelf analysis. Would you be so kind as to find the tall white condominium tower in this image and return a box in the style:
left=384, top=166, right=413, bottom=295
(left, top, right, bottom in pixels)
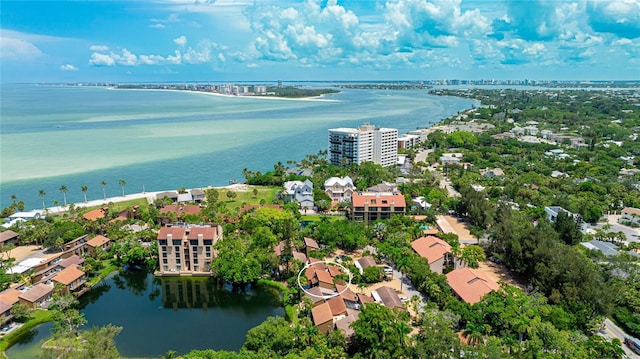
left=328, top=123, right=398, bottom=167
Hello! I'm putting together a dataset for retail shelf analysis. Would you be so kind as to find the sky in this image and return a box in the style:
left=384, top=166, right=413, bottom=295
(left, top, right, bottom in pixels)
left=1, top=0, right=639, bottom=83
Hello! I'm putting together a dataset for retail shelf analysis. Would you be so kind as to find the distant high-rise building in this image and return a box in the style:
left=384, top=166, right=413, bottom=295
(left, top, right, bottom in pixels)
left=277, top=80, right=283, bottom=88
left=328, top=123, right=398, bottom=167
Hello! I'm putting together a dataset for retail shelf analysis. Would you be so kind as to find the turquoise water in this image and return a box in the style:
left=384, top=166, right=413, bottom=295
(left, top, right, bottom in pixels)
left=6, top=271, right=284, bottom=358
left=0, top=84, right=476, bottom=209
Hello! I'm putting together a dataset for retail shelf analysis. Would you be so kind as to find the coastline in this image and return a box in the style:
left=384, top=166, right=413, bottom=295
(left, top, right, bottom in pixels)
left=37, top=183, right=251, bottom=215
left=107, top=86, right=341, bottom=103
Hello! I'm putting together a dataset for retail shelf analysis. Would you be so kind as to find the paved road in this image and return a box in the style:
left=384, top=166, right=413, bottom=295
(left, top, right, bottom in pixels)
left=601, top=318, right=640, bottom=358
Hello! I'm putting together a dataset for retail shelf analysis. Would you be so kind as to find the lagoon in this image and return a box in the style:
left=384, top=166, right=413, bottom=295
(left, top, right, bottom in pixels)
left=6, top=270, right=284, bottom=358
left=0, top=84, right=476, bottom=209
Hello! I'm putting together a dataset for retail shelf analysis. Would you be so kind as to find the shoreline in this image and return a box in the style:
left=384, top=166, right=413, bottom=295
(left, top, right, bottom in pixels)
left=26, top=183, right=251, bottom=215
left=107, top=86, right=341, bottom=103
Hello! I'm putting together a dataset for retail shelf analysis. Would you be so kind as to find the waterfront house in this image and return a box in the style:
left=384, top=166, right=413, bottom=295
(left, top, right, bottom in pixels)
left=324, top=176, right=354, bottom=202
left=350, top=192, right=406, bottom=225
left=283, top=180, right=314, bottom=210
left=372, top=286, right=404, bottom=310
left=190, top=189, right=205, bottom=203
left=0, top=230, right=19, bottom=249
left=177, top=193, right=193, bottom=203
left=411, top=236, right=457, bottom=274
left=156, top=191, right=179, bottom=203
left=86, top=235, right=112, bottom=256
left=446, top=267, right=499, bottom=304
left=83, top=207, right=107, bottom=221
left=621, top=207, right=640, bottom=226
left=3, top=211, right=45, bottom=228
left=52, top=265, right=87, bottom=295
left=18, top=283, right=53, bottom=308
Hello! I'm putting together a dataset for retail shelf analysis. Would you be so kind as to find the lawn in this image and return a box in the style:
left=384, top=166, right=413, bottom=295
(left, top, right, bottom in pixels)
left=220, top=186, right=280, bottom=210
left=0, top=309, right=55, bottom=353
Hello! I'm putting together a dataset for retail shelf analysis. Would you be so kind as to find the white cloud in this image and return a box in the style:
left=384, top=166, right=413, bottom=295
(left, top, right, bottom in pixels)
left=0, top=37, right=42, bottom=60
left=89, top=52, right=115, bottom=66
left=89, top=45, right=109, bottom=51
left=59, top=64, right=78, bottom=71
left=173, top=36, right=187, bottom=46
left=149, top=23, right=166, bottom=29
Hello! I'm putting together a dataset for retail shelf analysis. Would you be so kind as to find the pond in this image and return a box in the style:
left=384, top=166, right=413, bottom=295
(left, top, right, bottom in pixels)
left=6, top=271, right=284, bottom=358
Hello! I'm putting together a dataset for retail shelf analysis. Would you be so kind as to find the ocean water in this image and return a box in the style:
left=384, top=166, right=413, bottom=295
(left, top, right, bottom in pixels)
left=0, top=84, right=476, bottom=209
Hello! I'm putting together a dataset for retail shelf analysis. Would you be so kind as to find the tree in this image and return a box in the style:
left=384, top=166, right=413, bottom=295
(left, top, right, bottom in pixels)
left=39, top=189, right=46, bottom=210
left=462, top=322, right=489, bottom=347
left=460, top=245, right=485, bottom=268
left=81, top=185, right=88, bottom=203
left=351, top=303, right=412, bottom=358
left=119, top=179, right=126, bottom=196
left=100, top=181, right=107, bottom=199
left=553, top=212, right=582, bottom=245
left=252, top=188, right=258, bottom=198
left=59, top=185, right=68, bottom=206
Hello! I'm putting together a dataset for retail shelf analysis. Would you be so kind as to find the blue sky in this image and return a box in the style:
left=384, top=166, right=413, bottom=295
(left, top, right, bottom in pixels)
left=1, top=0, right=639, bottom=83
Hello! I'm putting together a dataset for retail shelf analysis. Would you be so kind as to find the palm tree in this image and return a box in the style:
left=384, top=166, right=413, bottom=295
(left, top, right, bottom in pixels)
left=100, top=181, right=107, bottom=199
left=38, top=189, right=46, bottom=210
left=119, top=179, right=126, bottom=196
left=10, top=194, right=17, bottom=205
left=463, top=323, right=489, bottom=347
left=81, top=185, right=88, bottom=203
left=59, top=185, right=68, bottom=206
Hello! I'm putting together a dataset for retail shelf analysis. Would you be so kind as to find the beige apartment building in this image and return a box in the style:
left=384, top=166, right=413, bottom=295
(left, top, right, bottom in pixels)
left=157, top=224, right=223, bottom=275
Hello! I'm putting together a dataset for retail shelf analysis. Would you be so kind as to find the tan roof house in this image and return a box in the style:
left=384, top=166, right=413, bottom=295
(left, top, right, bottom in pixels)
left=312, top=302, right=334, bottom=333
left=411, top=236, right=456, bottom=274
left=303, top=237, right=320, bottom=256
left=52, top=265, right=87, bottom=295
left=315, top=269, right=335, bottom=290
left=446, top=267, right=500, bottom=304
left=327, top=296, right=348, bottom=321
left=0, top=288, right=21, bottom=307
left=0, top=230, right=19, bottom=249
left=621, top=207, right=640, bottom=225
left=86, top=235, right=112, bottom=256
left=373, top=286, right=404, bottom=310
left=18, top=283, right=53, bottom=308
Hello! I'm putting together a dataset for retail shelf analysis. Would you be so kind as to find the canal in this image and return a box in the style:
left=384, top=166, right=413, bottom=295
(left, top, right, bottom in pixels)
left=6, top=271, right=284, bottom=358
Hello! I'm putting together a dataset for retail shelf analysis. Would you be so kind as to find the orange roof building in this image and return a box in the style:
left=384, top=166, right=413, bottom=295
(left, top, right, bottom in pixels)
left=411, top=236, right=454, bottom=274
left=350, top=191, right=406, bottom=224
left=312, top=302, right=334, bottom=333
left=446, top=267, right=499, bottom=304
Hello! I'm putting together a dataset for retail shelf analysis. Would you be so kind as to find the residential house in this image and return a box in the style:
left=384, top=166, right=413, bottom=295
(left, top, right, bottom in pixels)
left=283, top=180, right=314, bottom=210
left=446, top=267, right=499, bottom=304
left=190, top=189, right=206, bottom=203
left=336, top=284, right=359, bottom=310
left=156, top=191, right=179, bottom=202
left=315, top=269, right=335, bottom=290
left=58, top=255, right=85, bottom=269
left=63, top=234, right=89, bottom=256
left=82, top=207, right=107, bottom=221
left=412, top=196, right=432, bottom=211
left=156, top=224, right=222, bottom=275
left=411, top=236, right=456, bottom=274
left=177, top=193, right=193, bottom=203
left=86, top=235, right=112, bottom=256
left=0, top=301, right=13, bottom=329
left=357, top=293, right=375, bottom=308
left=350, top=192, right=406, bottom=225
left=355, top=256, right=377, bottom=275
left=580, top=240, right=620, bottom=257
left=481, top=168, right=504, bottom=179
left=544, top=206, right=581, bottom=223
left=52, top=265, right=87, bottom=295
left=621, top=207, right=640, bottom=225
left=303, top=237, right=320, bottom=256
left=0, top=230, right=19, bottom=249
left=3, top=211, right=45, bottom=229
left=372, top=286, right=404, bottom=310
left=440, top=153, right=463, bottom=164
left=327, top=296, right=348, bottom=320
left=304, top=286, right=326, bottom=307
left=18, top=283, right=53, bottom=308
left=335, top=309, right=360, bottom=342
left=0, top=288, right=21, bottom=308
left=312, top=302, right=334, bottom=333
left=367, top=182, right=398, bottom=193
left=324, top=176, right=354, bottom=202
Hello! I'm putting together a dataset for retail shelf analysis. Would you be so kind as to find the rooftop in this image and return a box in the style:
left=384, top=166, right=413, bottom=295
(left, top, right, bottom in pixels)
left=18, top=283, right=53, bottom=303
left=411, top=236, right=452, bottom=264
left=446, top=267, right=500, bottom=304
left=52, top=265, right=85, bottom=285
left=311, top=302, right=333, bottom=326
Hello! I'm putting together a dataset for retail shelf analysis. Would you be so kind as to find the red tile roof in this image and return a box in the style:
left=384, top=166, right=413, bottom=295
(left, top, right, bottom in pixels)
left=446, top=267, right=500, bottom=304
left=312, top=302, right=333, bottom=326
left=327, top=296, right=347, bottom=316
left=304, top=237, right=319, bottom=250
left=52, top=265, right=85, bottom=286
left=82, top=208, right=106, bottom=221
left=411, top=236, right=452, bottom=264
left=335, top=284, right=358, bottom=302
left=315, top=269, right=334, bottom=286
left=87, top=235, right=111, bottom=248
left=188, top=226, right=217, bottom=240
left=157, top=227, right=186, bottom=240
left=358, top=293, right=375, bottom=305
left=327, top=265, right=344, bottom=277
left=351, top=192, right=406, bottom=208
left=181, top=205, right=201, bottom=216
left=0, top=288, right=21, bottom=306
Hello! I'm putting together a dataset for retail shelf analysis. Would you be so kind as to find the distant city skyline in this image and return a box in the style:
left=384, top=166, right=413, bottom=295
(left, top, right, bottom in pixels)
left=1, top=0, right=638, bottom=83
